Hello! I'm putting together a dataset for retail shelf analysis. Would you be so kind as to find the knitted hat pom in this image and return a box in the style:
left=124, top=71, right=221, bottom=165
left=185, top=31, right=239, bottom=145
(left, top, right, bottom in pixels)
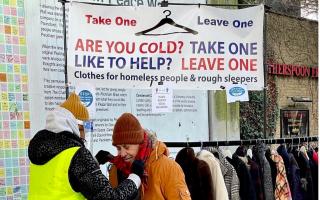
left=60, top=92, right=89, bottom=121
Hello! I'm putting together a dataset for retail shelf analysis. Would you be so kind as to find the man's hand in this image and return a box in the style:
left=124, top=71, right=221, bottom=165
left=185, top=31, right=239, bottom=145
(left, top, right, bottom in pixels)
left=95, top=150, right=114, bottom=165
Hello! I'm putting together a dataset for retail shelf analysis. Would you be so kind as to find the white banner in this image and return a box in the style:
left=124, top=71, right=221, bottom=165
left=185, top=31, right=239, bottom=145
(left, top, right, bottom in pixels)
left=68, top=3, right=264, bottom=90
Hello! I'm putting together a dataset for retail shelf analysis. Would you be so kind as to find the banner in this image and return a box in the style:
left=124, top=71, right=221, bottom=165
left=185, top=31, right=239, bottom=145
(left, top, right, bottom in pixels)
left=68, top=3, right=264, bottom=90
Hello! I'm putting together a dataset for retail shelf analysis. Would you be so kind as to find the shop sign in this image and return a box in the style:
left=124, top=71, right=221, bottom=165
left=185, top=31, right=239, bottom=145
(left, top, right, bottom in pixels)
left=280, top=109, right=309, bottom=137
left=268, top=61, right=318, bottom=78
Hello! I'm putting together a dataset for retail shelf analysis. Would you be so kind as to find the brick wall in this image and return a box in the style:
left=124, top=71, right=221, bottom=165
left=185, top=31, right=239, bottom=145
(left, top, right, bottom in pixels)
left=266, top=12, right=318, bottom=137
left=276, top=76, right=318, bottom=137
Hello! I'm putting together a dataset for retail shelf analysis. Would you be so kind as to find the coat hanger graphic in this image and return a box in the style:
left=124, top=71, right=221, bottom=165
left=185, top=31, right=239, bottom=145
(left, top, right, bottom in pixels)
left=135, top=10, right=198, bottom=36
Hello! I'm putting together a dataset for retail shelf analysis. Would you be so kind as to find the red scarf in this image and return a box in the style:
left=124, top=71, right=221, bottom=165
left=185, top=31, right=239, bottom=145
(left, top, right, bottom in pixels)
left=110, top=131, right=153, bottom=181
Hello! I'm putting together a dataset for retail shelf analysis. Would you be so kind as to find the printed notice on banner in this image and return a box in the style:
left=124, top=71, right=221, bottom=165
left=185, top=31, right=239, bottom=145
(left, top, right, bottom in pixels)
left=226, top=84, right=249, bottom=103
left=76, top=83, right=96, bottom=118
left=152, top=84, right=173, bottom=113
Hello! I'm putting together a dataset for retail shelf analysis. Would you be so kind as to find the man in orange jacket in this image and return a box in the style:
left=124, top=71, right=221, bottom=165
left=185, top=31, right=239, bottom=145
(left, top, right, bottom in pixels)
left=103, top=113, right=191, bottom=200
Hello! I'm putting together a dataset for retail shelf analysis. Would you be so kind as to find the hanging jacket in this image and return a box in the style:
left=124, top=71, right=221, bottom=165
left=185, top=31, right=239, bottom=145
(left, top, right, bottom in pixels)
left=216, top=149, right=240, bottom=200
left=288, top=153, right=303, bottom=200
left=247, top=157, right=264, bottom=200
left=270, top=153, right=292, bottom=200
left=277, top=145, right=290, bottom=175
left=175, top=147, right=214, bottom=200
left=266, top=149, right=278, bottom=190
left=253, top=143, right=274, bottom=200
left=109, top=139, right=191, bottom=200
left=294, top=148, right=314, bottom=200
left=312, top=150, right=318, bottom=165
left=307, top=150, right=318, bottom=200
left=231, top=153, right=256, bottom=200
left=197, top=150, right=229, bottom=200
left=28, top=107, right=139, bottom=200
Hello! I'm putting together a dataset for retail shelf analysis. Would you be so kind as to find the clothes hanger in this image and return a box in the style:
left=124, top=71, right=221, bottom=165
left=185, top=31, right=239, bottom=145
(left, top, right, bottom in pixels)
left=186, top=136, right=189, bottom=148
left=307, top=136, right=314, bottom=151
left=287, top=137, right=294, bottom=153
left=211, top=141, right=219, bottom=159
left=247, top=148, right=253, bottom=159
left=135, top=10, right=198, bottom=36
left=270, top=142, right=277, bottom=155
left=297, top=137, right=301, bottom=152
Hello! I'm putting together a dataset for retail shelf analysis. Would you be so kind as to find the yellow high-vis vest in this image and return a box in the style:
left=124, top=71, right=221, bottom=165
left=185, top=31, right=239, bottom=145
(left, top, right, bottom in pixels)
left=29, top=147, right=86, bottom=200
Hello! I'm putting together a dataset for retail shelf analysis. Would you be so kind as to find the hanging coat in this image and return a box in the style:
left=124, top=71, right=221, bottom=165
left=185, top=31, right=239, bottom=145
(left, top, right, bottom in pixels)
left=176, top=147, right=214, bottom=200
left=197, top=150, right=229, bottom=200
left=266, top=149, right=278, bottom=190
left=307, top=150, right=318, bottom=200
left=288, top=153, right=303, bottom=200
left=230, top=153, right=256, bottom=200
left=216, top=149, right=240, bottom=200
left=253, top=143, right=274, bottom=200
left=270, top=153, right=292, bottom=200
left=294, top=148, right=314, bottom=200
left=277, top=145, right=290, bottom=176
left=311, top=150, right=318, bottom=165
left=248, top=157, right=264, bottom=200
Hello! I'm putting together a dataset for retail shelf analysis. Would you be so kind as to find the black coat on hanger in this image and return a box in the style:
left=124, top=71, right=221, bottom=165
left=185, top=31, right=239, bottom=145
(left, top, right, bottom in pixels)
left=231, top=153, right=256, bottom=200
left=175, top=147, right=214, bottom=200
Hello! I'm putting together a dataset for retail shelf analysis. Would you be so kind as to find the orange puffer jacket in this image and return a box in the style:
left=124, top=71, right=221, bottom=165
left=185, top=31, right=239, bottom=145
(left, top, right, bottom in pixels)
left=109, top=141, right=191, bottom=200
left=142, top=141, right=191, bottom=200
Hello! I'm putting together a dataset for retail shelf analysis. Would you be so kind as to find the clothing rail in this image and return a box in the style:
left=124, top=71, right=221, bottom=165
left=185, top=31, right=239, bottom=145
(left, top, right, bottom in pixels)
left=164, top=136, right=319, bottom=147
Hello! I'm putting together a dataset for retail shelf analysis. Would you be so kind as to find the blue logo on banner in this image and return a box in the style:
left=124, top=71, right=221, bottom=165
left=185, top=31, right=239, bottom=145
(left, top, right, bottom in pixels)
left=79, top=90, right=93, bottom=107
left=84, top=120, right=94, bottom=131
left=229, top=87, right=245, bottom=97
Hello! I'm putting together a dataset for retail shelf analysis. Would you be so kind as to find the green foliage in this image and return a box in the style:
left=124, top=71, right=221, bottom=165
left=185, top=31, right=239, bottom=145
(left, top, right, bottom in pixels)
left=240, top=91, right=264, bottom=139
left=240, top=76, right=279, bottom=139
left=266, top=76, right=279, bottom=136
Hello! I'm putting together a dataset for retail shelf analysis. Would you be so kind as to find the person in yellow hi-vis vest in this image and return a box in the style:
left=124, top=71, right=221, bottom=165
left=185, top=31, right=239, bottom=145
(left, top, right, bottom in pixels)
left=28, top=92, right=143, bottom=200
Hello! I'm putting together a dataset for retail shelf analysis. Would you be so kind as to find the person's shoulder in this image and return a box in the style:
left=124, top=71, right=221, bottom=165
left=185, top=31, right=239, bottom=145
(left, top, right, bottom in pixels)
left=154, top=155, right=183, bottom=173
left=73, top=147, right=93, bottom=159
